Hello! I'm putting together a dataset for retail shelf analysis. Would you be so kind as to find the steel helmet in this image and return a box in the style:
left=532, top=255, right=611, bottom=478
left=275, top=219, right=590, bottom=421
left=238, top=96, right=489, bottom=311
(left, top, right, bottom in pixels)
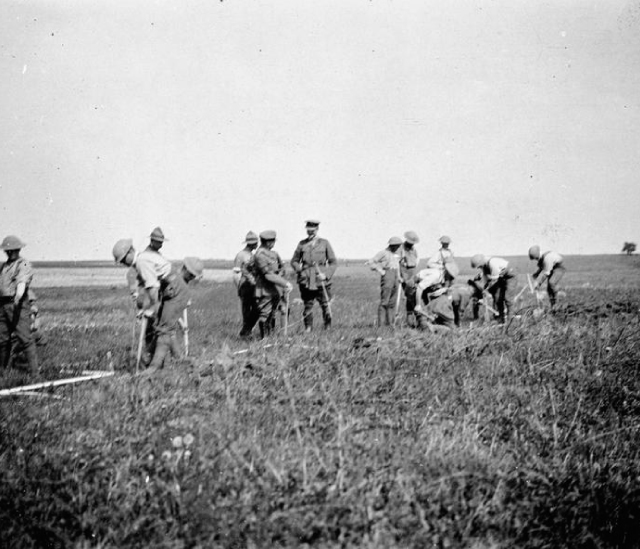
left=388, top=236, right=403, bottom=246
left=244, top=231, right=259, bottom=244
left=112, top=239, right=133, bottom=263
left=439, top=235, right=452, bottom=244
left=183, top=256, right=204, bottom=278
left=470, top=254, right=486, bottom=268
left=404, top=231, right=420, bottom=244
left=528, top=245, right=541, bottom=260
left=149, top=227, right=167, bottom=242
left=0, top=235, right=26, bottom=250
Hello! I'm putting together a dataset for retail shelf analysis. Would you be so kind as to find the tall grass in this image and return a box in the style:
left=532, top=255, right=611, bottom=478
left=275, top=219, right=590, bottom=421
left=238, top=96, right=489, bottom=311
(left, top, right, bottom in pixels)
left=1, top=268, right=639, bottom=548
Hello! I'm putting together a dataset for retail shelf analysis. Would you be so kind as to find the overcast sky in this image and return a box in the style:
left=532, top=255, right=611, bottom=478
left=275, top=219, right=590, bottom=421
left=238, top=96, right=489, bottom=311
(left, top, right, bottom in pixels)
left=1, top=0, right=639, bottom=261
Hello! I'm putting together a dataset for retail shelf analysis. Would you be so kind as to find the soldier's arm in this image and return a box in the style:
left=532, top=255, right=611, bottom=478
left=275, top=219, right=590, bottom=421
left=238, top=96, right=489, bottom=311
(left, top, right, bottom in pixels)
left=324, top=241, right=337, bottom=280
left=256, top=253, right=290, bottom=289
left=15, top=259, right=33, bottom=304
left=291, top=243, right=304, bottom=273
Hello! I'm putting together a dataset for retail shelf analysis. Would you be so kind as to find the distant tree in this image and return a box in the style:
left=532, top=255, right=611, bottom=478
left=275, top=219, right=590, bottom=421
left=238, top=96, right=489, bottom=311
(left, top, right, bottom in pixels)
left=622, top=242, right=637, bottom=255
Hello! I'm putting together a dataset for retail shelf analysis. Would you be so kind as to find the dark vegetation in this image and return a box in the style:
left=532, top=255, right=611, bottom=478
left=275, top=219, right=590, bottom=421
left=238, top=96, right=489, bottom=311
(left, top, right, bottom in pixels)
left=1, top=258, right=640, bottom=548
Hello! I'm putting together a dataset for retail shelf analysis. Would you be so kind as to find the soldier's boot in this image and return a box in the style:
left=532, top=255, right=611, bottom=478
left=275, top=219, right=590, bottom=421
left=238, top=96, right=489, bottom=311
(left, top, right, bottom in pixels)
left=406, top=312, right=416, bottom=328
left=258, top=321, right=269, bottom=339
left=384, top=308, right=392, bottom=326
left=149, top=335, right=171, bottom=369
left=169, top=333, right=182, bottom=358
left=23, top=343, right=39, bottom=374
left=377, top=306, right=386, bottom=328
left=0, top=341, right=11, bottom=369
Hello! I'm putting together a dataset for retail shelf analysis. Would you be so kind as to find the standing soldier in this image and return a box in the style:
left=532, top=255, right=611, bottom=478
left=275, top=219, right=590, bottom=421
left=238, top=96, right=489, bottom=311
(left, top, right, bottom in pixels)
left=426, top=235, right=458, bottom=286
left=368, top=237, right=403, bottom=327
left=291, top=220, right=337, bottom=332
left=470, top=254, right=518, bottom=324
left=254, top=231, right=292, bottom=338
left=400, top=231, right=420, bottom=327
left=233, top=231, right=259, bottom=338
left=0, top=236, right=38, bottom=373
left=528, top=245, right=565, bottom=308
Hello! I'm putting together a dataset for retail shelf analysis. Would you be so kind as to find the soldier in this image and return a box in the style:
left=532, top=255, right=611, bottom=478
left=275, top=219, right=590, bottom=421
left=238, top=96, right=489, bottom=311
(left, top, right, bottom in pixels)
left=528, top=245, right=565, bottom=308
left=414, top=280, right=455, bottom=333
left=426, top=235, right=458, bottom=286
left=113, top=239, right=202, bottom=368
left=233, top=231, right=259, bottom=338
left=368, top=237, right=403, bottom=327
left=470, top=254, right=518, bottom=324
left=253, top=231, right=292, bottom=338
left=147, top=256, right=203, bottom=368
left=291, top=220, right=337, bottom=331
left=149, top=227, right=167, bottom=253
left=0, top=235, right=38, bottom=373
left=400, top=231, right=420, bottom=327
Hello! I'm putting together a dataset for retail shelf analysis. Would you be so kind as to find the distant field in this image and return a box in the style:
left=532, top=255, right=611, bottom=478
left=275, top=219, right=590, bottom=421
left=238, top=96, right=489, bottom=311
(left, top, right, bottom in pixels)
left=31, top=254, right=640, bottom=289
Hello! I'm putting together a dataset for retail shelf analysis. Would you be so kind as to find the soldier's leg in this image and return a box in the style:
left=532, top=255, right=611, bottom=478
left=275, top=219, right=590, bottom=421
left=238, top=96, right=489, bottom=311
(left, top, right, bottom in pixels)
left=149, top=334, right=172, bottom=369
left=404, top=283, right=417, bottom=327
left=319, top=286, right=332, bottom=329
left=239, top=283, right=257, bottom=336
left=378, top=275, right=394, bottom=327
left=300, top=287, right=315, bottom=331
left=169, top=333, right=182, bottom=357
left=0, top=305, right=12, bottom=369
left=503, top=275, right=517, bottom=322
left=13, top=303, right=38, bottom=374
left=547, top=266, right=565, bottom=307
left=257, top=296, right=274, bottom=338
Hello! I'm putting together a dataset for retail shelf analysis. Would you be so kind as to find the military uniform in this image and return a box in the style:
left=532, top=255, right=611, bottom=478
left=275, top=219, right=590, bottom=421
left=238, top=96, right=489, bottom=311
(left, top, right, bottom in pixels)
left=291, top=222, right=337, bottom=330
left=532, top=250, right=565, bottom=306
left=400, top=231, right=420, bottom=326
left=0, top=236, right=38, bottom=373
left=129, top=248, right=188, bottom=368
left=234, top=232, right=259, bottom=337
left=369, top=238, right=402, bottom=327
left=426, top=236, right=458, bottom=287
left=477, top=256, right=517, bottom=324
left=254, top=231, right=290, bottom=338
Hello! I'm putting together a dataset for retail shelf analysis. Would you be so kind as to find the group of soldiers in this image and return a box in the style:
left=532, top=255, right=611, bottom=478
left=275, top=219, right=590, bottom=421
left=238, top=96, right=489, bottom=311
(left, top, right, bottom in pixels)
left=0, top=223, right=565, bottom=375
left=233, top=220, right=337, bottom=339
left=112, top=228, right=204, bottom=369
left=368, top=233, right=565, bottom=332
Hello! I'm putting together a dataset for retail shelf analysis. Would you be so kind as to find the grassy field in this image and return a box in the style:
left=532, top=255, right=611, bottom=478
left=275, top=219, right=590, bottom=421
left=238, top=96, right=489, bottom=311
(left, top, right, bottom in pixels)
left=1, top=255, right=639, bottom=548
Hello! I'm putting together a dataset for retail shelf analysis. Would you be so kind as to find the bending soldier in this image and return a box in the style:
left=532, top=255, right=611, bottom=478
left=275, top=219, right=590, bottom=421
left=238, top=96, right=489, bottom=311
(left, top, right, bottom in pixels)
left=113, top=238, right=202, bottom=368
left=415, top=278, right=456, bottom=333
left=528, top=245, right=565, bottom=308
left=291, top=220, right=337, bottom=331
left=470, top=254, right=517, bottom=324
